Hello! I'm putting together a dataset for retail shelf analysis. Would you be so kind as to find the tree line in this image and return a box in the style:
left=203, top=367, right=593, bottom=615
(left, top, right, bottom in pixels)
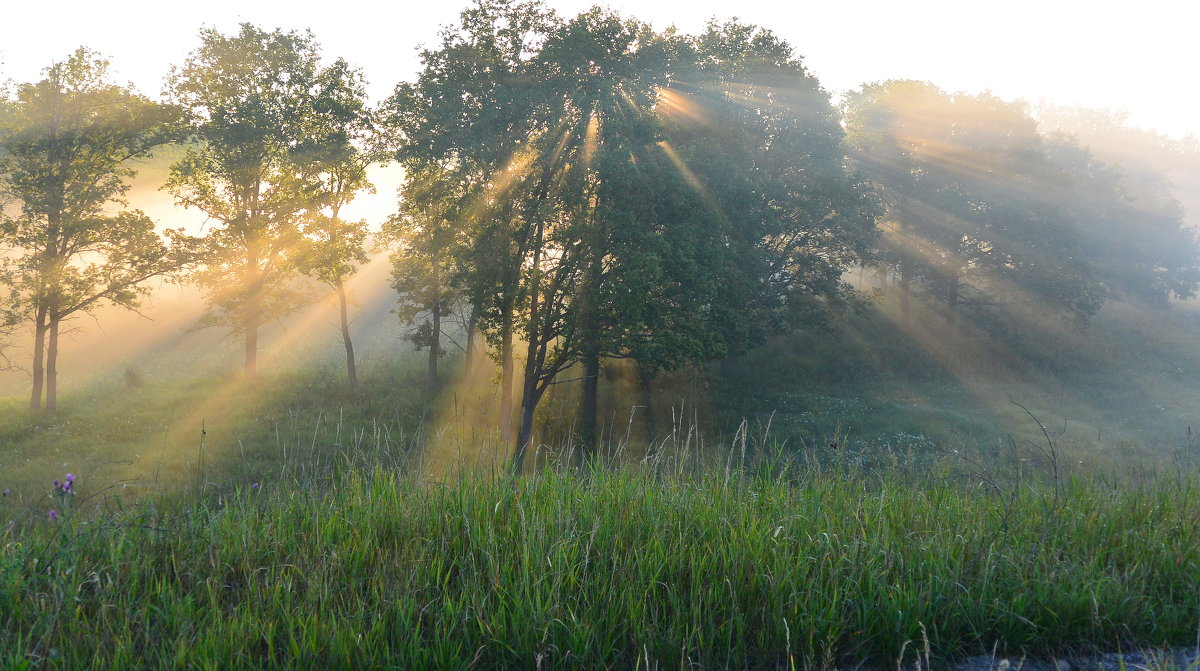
left=1, top=0, right=1196, bottom=469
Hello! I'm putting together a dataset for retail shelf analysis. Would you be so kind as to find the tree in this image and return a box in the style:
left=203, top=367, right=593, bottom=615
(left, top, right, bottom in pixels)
left=498, top=8, right=680, bottom=457
left=381, top=164, right=466, bottom=388
left=1039, top=122, right=1200, bottom=306
left=843, top=81, right=1103, bottom=327
left=167, top=24, right=333, bottom=379
left=575, top=20, right=881, bottom=445
left=0, top=48, right=188, bottom=411
left=292, top=58, right=379, bottom=391
left=386, top=0, right=560, bottom=439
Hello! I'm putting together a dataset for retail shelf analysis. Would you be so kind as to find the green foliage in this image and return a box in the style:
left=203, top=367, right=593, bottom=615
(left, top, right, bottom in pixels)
left=166, top=25, right=319, bottom=333
left=380, top=164, right=464, bottom=355
left=0, top=48, right=191, bottom=408
left=652, top=21, right=880, bottom=356
left=292, top=57, right=378, bottom=289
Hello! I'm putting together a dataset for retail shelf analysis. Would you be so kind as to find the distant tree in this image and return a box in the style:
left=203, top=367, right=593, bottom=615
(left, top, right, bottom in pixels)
left=0, top=48, right=189, bottom=411
left=1044, top=136, right=1200, bottom=305
left=292, top=58, right=379, bottom=392
left=167, top=24, right=334, bottom=379
left=380, top=164, right=466, bottom=389
left=844, top=81, right=1103, bottom=327
left=1037, top=104, right=1200, bottom=229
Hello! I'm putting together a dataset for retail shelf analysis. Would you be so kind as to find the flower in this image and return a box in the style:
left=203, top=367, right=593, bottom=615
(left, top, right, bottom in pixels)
left=251, top=483, right=260, bottom=490
left=52, top=474, right=76, bottom=496
left=2, top=489, right=8, bottom=497
left=47, top=510, right=58, bottom=521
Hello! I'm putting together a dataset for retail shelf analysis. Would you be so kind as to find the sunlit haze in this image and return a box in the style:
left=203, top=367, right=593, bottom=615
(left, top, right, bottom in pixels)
left=2, top=0, right=1197, bottom=139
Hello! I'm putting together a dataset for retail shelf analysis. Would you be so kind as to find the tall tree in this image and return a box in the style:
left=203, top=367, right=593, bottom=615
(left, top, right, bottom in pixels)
left=386, top=0, right=559, bottom=439
left=0, top=48, right=187, bottom=411
left=167, top=24, right=331, bottom=379
left=504, top=8, right=677, bottom=456
left=292, top=58, right=379, bottom=391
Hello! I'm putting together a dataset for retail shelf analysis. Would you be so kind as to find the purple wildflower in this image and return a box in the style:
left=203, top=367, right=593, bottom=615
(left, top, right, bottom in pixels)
left=48, top=509, right=58, bottom=521
left=53, top=480, right=61, bottom=489
left=65, top=473, right=75, bottom=483
left=2, top=489, right=9, bottom=497
left=251, top=483, right=260, bottom=490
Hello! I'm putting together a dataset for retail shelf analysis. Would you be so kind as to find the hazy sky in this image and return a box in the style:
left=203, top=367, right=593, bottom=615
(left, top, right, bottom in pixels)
left=1, top=0, right=1196, bottom=138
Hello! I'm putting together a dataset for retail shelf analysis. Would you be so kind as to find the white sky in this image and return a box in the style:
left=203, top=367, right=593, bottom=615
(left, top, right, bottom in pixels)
left=1, top=0, right=1197, bottom=138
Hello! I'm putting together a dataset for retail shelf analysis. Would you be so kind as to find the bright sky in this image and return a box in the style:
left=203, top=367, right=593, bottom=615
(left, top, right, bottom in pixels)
left=1, top=0, right=1196, bottom=138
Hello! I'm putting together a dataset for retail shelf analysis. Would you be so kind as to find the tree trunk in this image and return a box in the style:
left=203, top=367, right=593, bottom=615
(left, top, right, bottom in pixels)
left=30, top=314, right=47, bottom=411
left=244, top=319, right=258, bottom=378
left=463, top=309, right=477, bottom=374
left=514, top=212, right=548, bottom=473
left=46, top=316, right=60, bottom=412
left=513, top=388, right=537, bottom=472
left=31, top=211, right=58, bottom=411
left=243, top=240, right=262, bottom=379
left=244, top=285, right=260, bottom=379
left=579, top=348, right=599, bottom=451
left=513, top=385, right=539, bottom=474
left=336, top=277, right=358, bottom=392
left=428, top=259, right=440, bottom=388
left=639, top=365, right=656, bottom=446
left=514, top=333, right=541, bottom=474
left=577, top=181, right=604, bottom=454
left=499, top=312, right=514, bottom=443
left=899, top=259, right=912, bottom=324
left=510, top=155, right=560, bottom=470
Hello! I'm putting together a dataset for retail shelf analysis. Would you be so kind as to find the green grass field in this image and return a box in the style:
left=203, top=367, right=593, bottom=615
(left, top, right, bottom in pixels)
left=2, top=453, right=1198, bottom=669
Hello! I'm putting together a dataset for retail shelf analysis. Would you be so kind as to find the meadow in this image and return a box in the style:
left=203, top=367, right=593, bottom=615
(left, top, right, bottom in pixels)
left=2, top=291, right=1200, bottom=669
left=2, top=442, right=1198, bottom=669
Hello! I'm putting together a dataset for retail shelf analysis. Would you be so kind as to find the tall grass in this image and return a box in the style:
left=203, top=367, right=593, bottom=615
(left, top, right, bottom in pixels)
left=2, top=450, right=1197, bottom=670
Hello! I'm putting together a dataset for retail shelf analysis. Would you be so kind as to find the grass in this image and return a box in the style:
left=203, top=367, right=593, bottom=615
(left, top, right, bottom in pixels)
left=0, top=335, right=438, bottom=516
left=2, top=289, right=1200, bottom=668
left=1, top=448, right=1198, bottom=670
